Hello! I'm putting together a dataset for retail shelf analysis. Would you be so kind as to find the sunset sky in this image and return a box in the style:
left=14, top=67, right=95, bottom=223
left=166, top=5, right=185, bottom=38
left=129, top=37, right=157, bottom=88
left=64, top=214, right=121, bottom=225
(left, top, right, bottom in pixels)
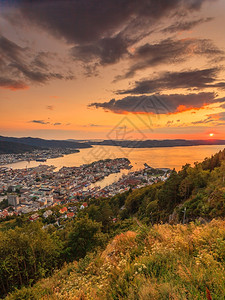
left=0, top=0, right=225, bottom=140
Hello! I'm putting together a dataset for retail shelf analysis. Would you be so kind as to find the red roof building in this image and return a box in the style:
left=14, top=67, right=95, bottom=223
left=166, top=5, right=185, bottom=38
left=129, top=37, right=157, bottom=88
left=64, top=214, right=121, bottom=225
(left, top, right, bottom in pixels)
left=67, top=212, right=75, bottom=218
left=59, top=207, right=68, bottom=214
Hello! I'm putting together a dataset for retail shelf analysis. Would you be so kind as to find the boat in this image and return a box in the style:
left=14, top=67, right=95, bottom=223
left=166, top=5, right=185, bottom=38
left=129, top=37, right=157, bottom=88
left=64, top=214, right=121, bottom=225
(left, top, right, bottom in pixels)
left=36, top=158, right=47, bottom=162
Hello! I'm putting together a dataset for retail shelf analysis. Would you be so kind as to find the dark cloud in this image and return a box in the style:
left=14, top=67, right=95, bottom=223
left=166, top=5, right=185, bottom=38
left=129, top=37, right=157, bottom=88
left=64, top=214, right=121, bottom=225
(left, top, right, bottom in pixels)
left=192, top=117, right=214, bottom=124
left=32, top=52, right=51, bottom=70
left=114, top=39, right=224, bottom=81
left=29, top=120, right=50, bottom=125
left=0, top=35, right=74, bottom=89
left=2, top=0, right=215, bottom=66
left=214, top=97, right=225, bottom=103
left=1, top=0, right=222, bottom=89
left=166, top=120, right=174, bottom=126
left=81, top=123, right=109, bottom=128
left=208, top=112, right=225, bottom=121
left=6, top=0, right=212, bottom=42
left=161, top=17, right=213, bottom=33
left=9, top=61, right=63, bottom=83
left=88, top=92, right=221, bottom=114
left=0, top=35, right=24, bottom=61
left=29, top=120, right=65, bottom=126
left=71, top=34, right=130, bottom=66
left=0, top=77, right=28, bottom=90
left=117, top=68, right=225, bottom=94
left=88, top=123, right=109, bottom=127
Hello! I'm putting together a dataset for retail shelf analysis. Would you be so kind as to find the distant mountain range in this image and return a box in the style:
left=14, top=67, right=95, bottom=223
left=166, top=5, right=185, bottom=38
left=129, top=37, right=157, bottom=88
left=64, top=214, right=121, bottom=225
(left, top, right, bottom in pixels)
left=1, top=136, right=225, bottom=154
left=0, top=136, right=92, bottom=154
left=88, top=139, right=225, bottom=148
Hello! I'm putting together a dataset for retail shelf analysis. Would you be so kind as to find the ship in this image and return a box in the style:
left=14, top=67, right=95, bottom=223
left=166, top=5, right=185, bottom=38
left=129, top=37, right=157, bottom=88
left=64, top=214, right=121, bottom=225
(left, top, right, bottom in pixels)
left=36, top=158, right=47, bottom=162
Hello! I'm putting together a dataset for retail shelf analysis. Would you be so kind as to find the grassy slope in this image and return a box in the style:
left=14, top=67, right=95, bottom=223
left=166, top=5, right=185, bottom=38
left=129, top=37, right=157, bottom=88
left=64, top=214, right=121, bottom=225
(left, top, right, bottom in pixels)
left=6, top=219, right=225, bottom=300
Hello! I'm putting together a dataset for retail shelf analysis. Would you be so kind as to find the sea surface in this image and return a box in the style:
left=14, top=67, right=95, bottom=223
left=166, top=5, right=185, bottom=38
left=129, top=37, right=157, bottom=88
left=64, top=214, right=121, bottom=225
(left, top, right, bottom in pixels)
left=2, top=145, right=225, bottom=188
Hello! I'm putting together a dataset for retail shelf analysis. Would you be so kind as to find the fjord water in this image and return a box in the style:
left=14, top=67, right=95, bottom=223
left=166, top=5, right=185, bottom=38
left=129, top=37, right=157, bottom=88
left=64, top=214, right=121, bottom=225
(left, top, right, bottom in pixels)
left=3, top=145, right=225, bottom=171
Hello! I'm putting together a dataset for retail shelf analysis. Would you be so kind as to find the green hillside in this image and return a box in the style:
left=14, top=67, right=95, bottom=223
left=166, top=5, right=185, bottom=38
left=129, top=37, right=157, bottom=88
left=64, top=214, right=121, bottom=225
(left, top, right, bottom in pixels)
left=5, top=220, right=225, bottom=300
left=1, top=148, right=225, bottom=299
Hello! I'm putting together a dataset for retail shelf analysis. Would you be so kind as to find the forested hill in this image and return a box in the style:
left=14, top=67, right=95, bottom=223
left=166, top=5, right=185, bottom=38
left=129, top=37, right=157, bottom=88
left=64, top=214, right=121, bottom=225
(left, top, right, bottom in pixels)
left=0, top=141, right=40, bottom=154
left=1, top=148, right=225, bottom=299
left=122, top=147, right=225, bottom=223
left=0, top=136, right=92, bottom=149
left=89, top=139, right=225, bottom=148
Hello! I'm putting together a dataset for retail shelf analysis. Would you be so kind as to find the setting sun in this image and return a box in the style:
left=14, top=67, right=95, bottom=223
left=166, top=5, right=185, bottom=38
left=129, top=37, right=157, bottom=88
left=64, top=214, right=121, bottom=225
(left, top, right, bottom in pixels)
left=209, top=133, right=214, bottom=137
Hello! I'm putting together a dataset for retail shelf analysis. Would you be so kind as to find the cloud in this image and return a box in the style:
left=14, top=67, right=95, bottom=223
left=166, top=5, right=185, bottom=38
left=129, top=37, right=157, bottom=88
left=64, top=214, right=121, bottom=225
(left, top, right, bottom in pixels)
left=29, top=120, right=66, bottom=126
left=9, top=61, right=63, bottom=83
left=0, top=77, right=29, bottom=90
left=81, top=123, right=110, bottom=128
left=89, top=124, right=105, bottom=127
left=193, top=111, right=225, bottom=124
left=32, top=52, right=50, bottom=70
left=166, top=120, right=174, bottom=127
left=117, top=68, right=225, bottom=94
left=161, top=17, right=213, bottom=33
left=71, top=35, right=130, bottom=66
left=89, top=123, right=112, bottom=128
left=207, top=112, right=225, bottom=121
left=2, top=0, right=215, bottom=67
left=6, top=0, right=212, bottom=41
left=0, top=35, right=74, bottom=89
left=114, top=39, right=224, bottom=81
left=192, top=117, right=214, bottom=124
left=89, top=92, right=223, bottom=114
left=46, top=105, right=54, bottom=110
left=29, top=120, right=50, bottom=124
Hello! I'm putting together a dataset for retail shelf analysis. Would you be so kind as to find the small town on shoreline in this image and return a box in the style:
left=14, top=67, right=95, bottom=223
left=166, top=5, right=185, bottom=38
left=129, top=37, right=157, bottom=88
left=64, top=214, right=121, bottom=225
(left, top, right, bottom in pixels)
left=0, top=157, right=171, bottom=221
left=0, top=148, right=80, bottom=165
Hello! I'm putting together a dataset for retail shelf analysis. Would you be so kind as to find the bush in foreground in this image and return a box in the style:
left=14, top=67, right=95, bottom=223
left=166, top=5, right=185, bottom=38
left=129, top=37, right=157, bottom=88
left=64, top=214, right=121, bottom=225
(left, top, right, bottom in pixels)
left=6, top=219, right=225, bottom=300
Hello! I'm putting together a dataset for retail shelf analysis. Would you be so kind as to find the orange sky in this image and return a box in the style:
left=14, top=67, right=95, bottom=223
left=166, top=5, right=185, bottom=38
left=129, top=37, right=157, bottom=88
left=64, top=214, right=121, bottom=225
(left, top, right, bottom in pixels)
left=0, top=0, right=225, bottom=140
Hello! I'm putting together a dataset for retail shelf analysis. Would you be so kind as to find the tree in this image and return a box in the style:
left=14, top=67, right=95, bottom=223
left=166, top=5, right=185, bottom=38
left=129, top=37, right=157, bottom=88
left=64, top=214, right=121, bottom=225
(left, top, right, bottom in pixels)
left=68, top=217, right=106, bottom=260
left=220, top=161, right=225, bottom=183
left=0, top=222, right=62, bottom=296
left=158, top=169, right=182, bottom=214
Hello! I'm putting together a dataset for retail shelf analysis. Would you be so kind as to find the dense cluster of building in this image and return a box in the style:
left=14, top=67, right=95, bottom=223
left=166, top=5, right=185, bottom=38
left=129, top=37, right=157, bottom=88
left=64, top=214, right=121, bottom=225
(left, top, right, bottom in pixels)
left=0, top=157, right=171, bottom=219
left=0, top=148, right=79, bottom=165
left=94, top=166, right=171, bottom=198
left=0, top=158, right=133, bottom=218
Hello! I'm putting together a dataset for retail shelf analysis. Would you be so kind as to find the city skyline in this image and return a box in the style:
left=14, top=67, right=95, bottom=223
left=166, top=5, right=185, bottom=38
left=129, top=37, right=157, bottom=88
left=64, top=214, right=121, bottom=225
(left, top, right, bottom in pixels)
left=1, top=0, right=225, bottom=140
